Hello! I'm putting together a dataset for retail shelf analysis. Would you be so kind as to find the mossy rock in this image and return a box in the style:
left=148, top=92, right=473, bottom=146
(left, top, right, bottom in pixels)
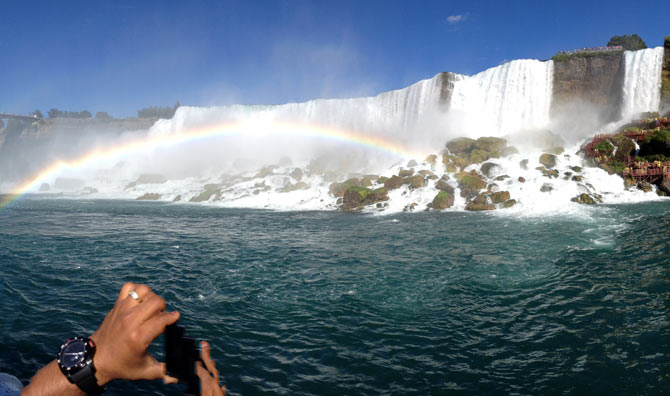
left=173, top=195, right=181, bottom=202
left=424, top=154, right=438, bottom=165
left=378, top=176, right=388, bottom=184
left=637, top=181, right=653, bottom=192
left=342, top=186, right=371, bottom=205
left=432, top=191, right=455, bottom=210
left=475, top=137, right=507, bottom=153
left=407, top=160, right=418, bottom=167
left=545, top=146, right=564, bottom=155
left=289, top=168, right=303, bottom=181
left=329, top=178, right=361, bottom=197
left=501, top=199, right=517, bottom=208
left=362, top=174, right=379, bottom=183
left=480, top=162, right=502, bottom=178
left=501, top=146, right=519, bottom=156
left=495, top=175, right=509, bottom=181
left=569, top=166, right=583, bottom=173
left=540, top=183, right=553, bottom=193
left=518, top=177, right=526, bottom=183
left=254, top=165, right=279, bottom=179
left=384, top=175, right=404, bottom=190
left=490, top=191, right=510, bottom=204
left=446, top=137, right=476, bottom=154
left=435, top=177, right=454, bottom=193
left=469, top=149, right=489, bottom=164
left=405, top=175, right=426, bottom=189
left=190, top=189, right=219, bottom=202
left=137, top=193, right=161, bottom=201
left=398, top=169, right=414, bottom=177
left=280, top=182, right=309, bottom=193
left=418, top=169, right=437, bottom=179
left=341, top=186, right=389, bottom=210
left=520, top=159, right=529, bottom=170
left=539, top=153, right=557, bottom=168
left=458, top=175, right=487, bottom=198
left=571, top=193, right=598, bottom=205
left=572, top=175, right=583, bottom=182
left=465, top=194, right=495, bottom=211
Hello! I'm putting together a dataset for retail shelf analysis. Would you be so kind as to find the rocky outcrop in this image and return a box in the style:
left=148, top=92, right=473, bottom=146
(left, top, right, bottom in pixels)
left=125, top=174, right=167, bottom=189
left=571, top=193, right=602, bottom=204
left=552, top=52, right=625, bottom=122
left=341, top=186, right=389, bottom=210
left=457, top=174, right=487, bottom=198
left=539, top=153, right=557, bottom=168
left=662, top=37, right=670, bottom=109
left=432, top=191, right=455, bottom=210
left=136, top=193, right=161, bottom=200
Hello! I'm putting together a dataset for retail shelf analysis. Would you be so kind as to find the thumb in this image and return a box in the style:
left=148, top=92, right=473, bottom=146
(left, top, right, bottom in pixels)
left=140, top=356, right=166, bottom=380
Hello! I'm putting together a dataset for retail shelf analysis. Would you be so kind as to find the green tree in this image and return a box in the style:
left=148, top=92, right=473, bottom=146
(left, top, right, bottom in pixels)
left=95, top=111, right=112, bottom=119
left=32, top=109, right=44, bottom=119
left=607, top=34, right=647, bottom=51
left=80, top=110, right=92, bottom=118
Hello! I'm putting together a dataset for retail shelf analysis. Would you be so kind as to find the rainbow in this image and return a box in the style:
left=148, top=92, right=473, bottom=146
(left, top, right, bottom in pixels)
left=0, top=120, right=428, bottom=209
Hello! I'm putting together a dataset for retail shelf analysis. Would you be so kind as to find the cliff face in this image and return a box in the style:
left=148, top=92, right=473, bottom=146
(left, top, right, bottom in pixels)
left=551, top=52, right=624, bottom=122
left=661, top=38, right=670, bottom=110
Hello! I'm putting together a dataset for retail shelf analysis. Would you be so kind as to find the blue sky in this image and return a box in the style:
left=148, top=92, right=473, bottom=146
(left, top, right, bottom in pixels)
left=1, top=0, right=668, bottom=117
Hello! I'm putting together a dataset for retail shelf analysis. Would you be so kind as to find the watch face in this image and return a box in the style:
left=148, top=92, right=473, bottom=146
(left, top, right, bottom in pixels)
left=61, top=339, right=86, bottom=369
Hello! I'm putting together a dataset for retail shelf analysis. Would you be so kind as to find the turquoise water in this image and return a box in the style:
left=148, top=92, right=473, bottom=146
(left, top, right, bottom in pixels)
left=0, top=198, right=668, bottom=395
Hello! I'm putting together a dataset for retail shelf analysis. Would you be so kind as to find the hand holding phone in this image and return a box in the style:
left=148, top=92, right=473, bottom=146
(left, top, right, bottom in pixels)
left=165, top=323, right=202, bottom=395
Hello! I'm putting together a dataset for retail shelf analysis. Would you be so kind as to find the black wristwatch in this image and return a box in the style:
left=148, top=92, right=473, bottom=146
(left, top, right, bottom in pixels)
left=57, top=337, right=106, bottom=395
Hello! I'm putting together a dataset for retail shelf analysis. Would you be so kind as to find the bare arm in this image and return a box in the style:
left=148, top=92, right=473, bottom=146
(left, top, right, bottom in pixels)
left=22, top=360, right=86, bottom=396
left=22, top=282, right=180, bottom=395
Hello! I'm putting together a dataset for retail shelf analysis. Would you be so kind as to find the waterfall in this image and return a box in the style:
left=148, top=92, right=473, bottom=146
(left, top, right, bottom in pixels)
left=449, top=59, right=554, bottom=137
left=620, top=47, right=664, bottom=120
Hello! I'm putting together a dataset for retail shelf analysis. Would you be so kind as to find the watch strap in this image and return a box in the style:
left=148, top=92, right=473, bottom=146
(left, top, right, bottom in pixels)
left=70, top=361, right=106, bottom=395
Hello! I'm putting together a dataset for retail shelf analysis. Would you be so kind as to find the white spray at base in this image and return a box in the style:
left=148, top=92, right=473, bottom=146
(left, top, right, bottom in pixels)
left=39, top=49, right=666, bottom=215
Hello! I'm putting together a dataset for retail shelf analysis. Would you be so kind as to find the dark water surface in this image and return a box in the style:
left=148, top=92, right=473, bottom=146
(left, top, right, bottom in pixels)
left=1, top=198, right=668, bottom=395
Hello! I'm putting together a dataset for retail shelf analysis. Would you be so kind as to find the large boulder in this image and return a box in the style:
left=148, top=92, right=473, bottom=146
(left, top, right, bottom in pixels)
left=659, top=177, right=670, bottom=195
left=329, top=178, right=361, bottom=197
left=342, top=187, right=389, bottom=210
left=406, top=175, right=426, bottom=189
left=384, top=175, right=405, bottom=190
left=280, top=182, right=309, bottom=193
left=501, top=199, right=517, bottom=208
left=490, top=191, right=510, bottom=204
left=480, top=162, right=502, bottom=178
left=398, top=169, right=414, bottom=177
left=465, top=194, right=495, bottom=211
left=446, top=137, right=476, bottom=154
left=435, top=177, right=455, bottom=193
left=458, top=174, right=487, bottom=198
left=137, top=193, right=161, bottom=200
left=571, top=193, right=600, bottom=205
left=424, top=154, right=438, bottom=165
left=539, top=153, right=557, bottom=168
left=432, top=191, right=455, bottom=210
left=475, top=137, right=507, bottom=153
left=469, top=149, right=489, bottom=164
left=501, top=146, right=519, bottom=156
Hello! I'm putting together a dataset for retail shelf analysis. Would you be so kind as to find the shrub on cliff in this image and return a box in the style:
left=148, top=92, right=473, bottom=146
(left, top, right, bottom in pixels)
left=639, top=129, right=670, bottom=157
left=607, top=34, right=647, bottom=51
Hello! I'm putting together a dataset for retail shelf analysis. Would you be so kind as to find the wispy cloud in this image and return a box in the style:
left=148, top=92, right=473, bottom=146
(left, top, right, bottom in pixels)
left=446, top=13, right=469, bottom=24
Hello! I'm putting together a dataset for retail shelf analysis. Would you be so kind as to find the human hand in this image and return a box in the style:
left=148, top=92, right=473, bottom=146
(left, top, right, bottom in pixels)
left=89, top=282, right=180, bottom=385
left=196, top=341, right=226, bottom=396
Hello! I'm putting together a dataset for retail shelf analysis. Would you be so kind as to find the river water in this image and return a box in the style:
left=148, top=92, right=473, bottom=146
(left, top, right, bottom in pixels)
left=0, top=198, right=668, bottom=395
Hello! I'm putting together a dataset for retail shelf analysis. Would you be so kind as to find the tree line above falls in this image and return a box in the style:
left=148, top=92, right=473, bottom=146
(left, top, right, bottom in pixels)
left=26, top=101, right=182, bottom=121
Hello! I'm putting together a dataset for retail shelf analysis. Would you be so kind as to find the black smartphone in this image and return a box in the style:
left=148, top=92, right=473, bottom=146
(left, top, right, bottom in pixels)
left=165, top=323, right=202, bottom=395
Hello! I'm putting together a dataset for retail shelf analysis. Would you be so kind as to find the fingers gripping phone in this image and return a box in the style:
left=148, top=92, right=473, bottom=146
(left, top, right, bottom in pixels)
left=165, top=323, right=202, bottom=395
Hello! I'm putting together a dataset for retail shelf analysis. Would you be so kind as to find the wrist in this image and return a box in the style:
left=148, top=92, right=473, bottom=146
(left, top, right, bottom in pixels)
left=89, top=334, right=112, bottom=386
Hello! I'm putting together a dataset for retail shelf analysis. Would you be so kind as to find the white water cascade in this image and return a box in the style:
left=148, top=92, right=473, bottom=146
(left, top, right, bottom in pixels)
left=620, top=47, right=665, bottom=120
left=449, top=59, right=554, bottom=137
